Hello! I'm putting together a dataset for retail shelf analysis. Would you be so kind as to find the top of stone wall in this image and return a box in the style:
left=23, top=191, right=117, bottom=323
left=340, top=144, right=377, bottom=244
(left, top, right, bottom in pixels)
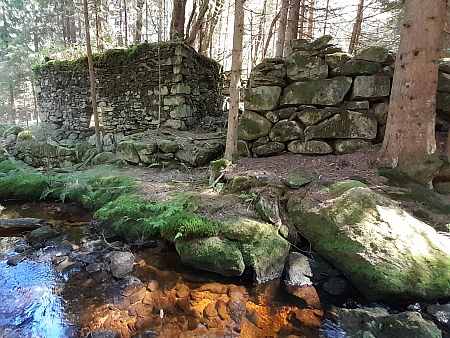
left=33, top=41, right=221, bottom=74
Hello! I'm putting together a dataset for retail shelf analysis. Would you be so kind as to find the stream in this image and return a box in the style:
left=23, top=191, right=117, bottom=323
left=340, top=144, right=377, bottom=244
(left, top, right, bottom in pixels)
left=0, top=201, right=350, bottom=337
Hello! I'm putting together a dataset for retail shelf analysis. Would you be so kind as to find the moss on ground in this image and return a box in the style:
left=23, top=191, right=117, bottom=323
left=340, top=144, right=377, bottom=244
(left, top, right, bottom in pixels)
left=94, top=194, right=221, bottom=240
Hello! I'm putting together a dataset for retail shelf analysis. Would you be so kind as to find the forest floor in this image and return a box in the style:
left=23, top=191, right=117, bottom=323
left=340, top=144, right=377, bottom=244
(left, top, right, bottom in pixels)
left=117, top=143, right=450, bottom=230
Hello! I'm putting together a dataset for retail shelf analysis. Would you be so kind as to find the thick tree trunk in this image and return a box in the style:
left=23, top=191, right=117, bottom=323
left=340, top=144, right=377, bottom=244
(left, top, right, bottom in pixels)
left=171, top=0, right=187, bottom=39
left=275, top=0, right=289, bottom=57
left=83, top=0, right=102, bottom=151
left=378, top=0, right=446, bottom=172
left=348, top=0, right=364, bottom=54
left=224, top=0, right=245, bottom=160
left=283, top=0, right=301, bottom=57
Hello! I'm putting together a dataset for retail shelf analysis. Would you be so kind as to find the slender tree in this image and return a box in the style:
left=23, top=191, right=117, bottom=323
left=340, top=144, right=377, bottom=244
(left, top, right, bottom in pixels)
left=348, top=0, right=364, bottom=54
left=224, top=0, right=245, bottom=160
left=83, top=0, right=101, bottom=151
left=378, top=0, right=446, bottom=179
left=275, top=0, right=289, bottom=57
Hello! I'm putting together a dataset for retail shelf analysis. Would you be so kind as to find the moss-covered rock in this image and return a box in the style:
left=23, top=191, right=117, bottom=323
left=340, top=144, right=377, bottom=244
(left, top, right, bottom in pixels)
left=223, top=218, right=291, bottom=283
left=175, top=237, right=245, bottom=277
left=288, top=185, right=450, bottom=301
left=324, top=52, right=352, bottom=69
left=3, top=125, right=24, bottom=138
left=244, top=86, right=282, bottom=111
left=157, top=139, right=179, bottom=153
left=116, top=141, right=140, bottom=163
left=356, top=46, right=390, bottom=63
left=304, top=111, right=377, bottom=140
left=281, top=77, right=352, bottom=106
left=249, top=58, right=287, bottom=88
left=269, top=120, right=304, bottom=142
left=334, top=307, right=441, bottom=338
left=350, top=75, right=391, bottom=100
left=330, top=60, right=381, bottom=77
left=287, top=140, right=332, bottom=154
left=286, top=54, right=328, bottom=82
left=92, top=152, right=116, bottom=165
left=332, top=139, right=372, bottom=155
left=17, top=130, right=36, bottom=142
left=238, top=110, right=273, bottom=141
left=252, top=141, right=285, bottom=156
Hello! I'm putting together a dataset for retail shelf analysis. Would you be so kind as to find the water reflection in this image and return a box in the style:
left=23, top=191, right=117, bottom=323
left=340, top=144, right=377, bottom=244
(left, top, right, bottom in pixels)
left=0, top=238, right=73, bottom=338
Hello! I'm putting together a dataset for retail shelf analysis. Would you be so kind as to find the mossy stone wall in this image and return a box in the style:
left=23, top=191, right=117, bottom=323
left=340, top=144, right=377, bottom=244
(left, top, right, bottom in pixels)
left=34, top=42, right=222, bottom=146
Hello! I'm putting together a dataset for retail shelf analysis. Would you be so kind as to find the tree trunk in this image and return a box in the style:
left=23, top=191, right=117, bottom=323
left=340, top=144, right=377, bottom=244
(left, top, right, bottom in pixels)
left=9, top=83, right=16, bottom=125
left=348, top=0, right=364, bottom=54
left=275, top=0, right=289, bottom=57
left=135, top=0, right=145, bottom=43
left=283, top=0, right=301, bottom=57
left=262, top=9, right=282, bottom=58
left=83, top=0, right=102, bottom=151
left=185, top=0, right=209, bottom=46
left=378, top=0, right=446, bottom=174
left=124, top=0, right=128, bottom=45
left=306, top=0, right=314, bottom=39
left=224, top=0, right=245, bottom=160
left=298, top=0, right=306, bottom=38
left=171, top=0, right=187, bottom=39
left=323, top=0, right=329, bottom=35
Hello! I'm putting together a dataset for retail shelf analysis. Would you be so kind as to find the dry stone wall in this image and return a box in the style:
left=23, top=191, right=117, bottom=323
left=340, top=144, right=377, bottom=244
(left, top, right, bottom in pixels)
left=34, top=42, right=222, bottom=149
left=239, top=35, right=450, bottom=157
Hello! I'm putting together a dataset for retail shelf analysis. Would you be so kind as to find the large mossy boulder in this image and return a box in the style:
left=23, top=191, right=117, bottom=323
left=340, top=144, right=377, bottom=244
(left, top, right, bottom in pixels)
left=287, top=184, right=450, bottom=301
left=281, top=77, right=352, bottom=106
left=175, top=237, right=245, bottom=277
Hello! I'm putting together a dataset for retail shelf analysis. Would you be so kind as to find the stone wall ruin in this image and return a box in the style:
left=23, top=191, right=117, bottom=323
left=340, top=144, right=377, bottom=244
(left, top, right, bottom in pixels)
left=34, top=42, right=222, bottom=149
left=239, top=35, right=450, bottom=157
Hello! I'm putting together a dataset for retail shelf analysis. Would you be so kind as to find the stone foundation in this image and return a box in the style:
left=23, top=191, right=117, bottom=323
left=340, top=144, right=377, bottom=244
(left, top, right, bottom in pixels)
left=34, top=42, right=223, bottom=149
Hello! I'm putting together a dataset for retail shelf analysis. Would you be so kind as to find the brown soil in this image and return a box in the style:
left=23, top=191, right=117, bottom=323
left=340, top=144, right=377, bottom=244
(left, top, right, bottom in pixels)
left=118, top=144, right=450, bottom=229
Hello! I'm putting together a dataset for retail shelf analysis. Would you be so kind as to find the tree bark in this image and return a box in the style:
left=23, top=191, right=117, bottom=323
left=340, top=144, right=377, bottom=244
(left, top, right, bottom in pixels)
left=298, top=0, right=306, bottom=38
left=306, top=0, right=314, bottom=39
left=135, top=0, right=145, bottom=43
left=275, top=0, right=289, bottom=57
left=185, top=0, right=209, bottom=46
left=283, top=0, right=301, bottom=57
left=378, top=0, right=446, bottom=171
left=224, top=0, right=245, bottom=160
left=83, top=0, right=102, bottom=151
left=171, top=0, right=187, bottom=39
left=348, top=0, right=364, bottom=54
left=262, top=9, right=282, bottom=58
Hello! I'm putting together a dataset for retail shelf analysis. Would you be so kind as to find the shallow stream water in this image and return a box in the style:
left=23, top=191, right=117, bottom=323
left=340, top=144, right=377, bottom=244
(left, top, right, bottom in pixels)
left=0, top=201, right=344, bottom=338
